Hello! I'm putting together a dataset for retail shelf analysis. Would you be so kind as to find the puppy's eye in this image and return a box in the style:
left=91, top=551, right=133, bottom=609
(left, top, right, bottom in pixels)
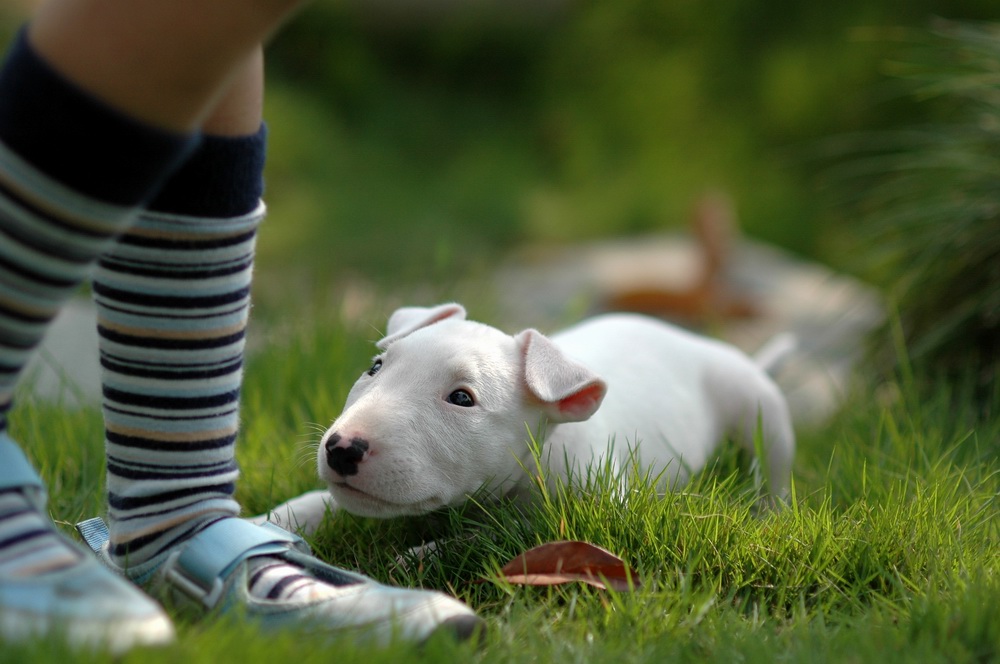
left=366, top=359, right=383, bottom=377
left=446, top=389, right=475, bottom=407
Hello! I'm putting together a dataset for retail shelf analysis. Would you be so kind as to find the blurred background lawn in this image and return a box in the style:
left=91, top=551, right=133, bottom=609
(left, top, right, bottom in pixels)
left=252, top=0, right=992, bottom=286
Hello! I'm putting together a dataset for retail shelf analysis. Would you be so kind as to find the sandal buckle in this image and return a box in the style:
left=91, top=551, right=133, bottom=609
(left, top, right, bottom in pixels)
left=162, top=551, right=226, bottom=609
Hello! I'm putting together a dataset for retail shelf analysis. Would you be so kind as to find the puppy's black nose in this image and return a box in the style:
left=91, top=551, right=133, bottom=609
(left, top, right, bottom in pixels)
left=325, top=433, right=369, bottom=477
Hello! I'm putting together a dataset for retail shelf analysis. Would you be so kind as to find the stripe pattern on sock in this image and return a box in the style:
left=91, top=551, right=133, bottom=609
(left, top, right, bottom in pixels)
left=0, top=141, right=144, bottom=425
left=0, top=27, right=195, bottom=428
left=246, top=557, right=344, bottom=604
left=95, top=208, right=261, bottom=570
left=0, top=158, right=122, bottom=576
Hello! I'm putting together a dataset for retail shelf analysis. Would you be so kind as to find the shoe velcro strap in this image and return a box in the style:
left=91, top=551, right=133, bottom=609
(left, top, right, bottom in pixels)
left=76, top=516, right=111, bottom=553
left=166, top=519, right=306, bottom=608
left=0, top=433, right=44, bottom=493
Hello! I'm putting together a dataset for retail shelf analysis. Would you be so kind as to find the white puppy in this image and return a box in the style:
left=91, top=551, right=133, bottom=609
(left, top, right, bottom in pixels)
left=258, top=303, right=795, bottom=533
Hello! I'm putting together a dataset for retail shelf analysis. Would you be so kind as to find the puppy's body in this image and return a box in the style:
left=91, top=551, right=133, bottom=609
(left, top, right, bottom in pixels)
left=257, top=304, right=794, bottom=533
left=538, top=314, right=793, bottom=497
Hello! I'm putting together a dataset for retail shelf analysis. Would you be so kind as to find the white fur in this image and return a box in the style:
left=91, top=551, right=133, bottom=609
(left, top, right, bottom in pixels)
left=254, top=303, right=795, bottom=533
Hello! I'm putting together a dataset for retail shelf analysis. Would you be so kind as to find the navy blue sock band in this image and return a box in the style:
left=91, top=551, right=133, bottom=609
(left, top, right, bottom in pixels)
left=0, top=29, right=198, bottom=206
left=148, top=125, right=267, bottom=218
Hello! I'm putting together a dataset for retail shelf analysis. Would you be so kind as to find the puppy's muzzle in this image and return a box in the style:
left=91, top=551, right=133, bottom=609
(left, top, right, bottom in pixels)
left=325, top=433, right=369, bottom=477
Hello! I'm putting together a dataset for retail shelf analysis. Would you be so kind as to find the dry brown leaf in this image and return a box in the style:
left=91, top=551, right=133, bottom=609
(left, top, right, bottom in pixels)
left=489, top=540, right=640, bottom=591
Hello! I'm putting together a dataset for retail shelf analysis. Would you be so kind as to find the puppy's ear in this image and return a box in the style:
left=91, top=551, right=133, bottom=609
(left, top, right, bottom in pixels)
left=377, top=303, right=467, bottom=349
left=516, top=329, right=607, bottom=423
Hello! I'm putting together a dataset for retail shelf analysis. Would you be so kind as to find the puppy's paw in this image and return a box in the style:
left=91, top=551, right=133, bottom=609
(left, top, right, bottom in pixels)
left=250, top=490, right=337, bottom=535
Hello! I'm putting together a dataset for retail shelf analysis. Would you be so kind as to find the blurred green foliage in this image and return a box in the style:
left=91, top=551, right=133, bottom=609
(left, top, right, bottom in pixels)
left=0, top=1, right=995, bottom=326
left=824, top=20, right=1000, bottom=396
left=257, top=0, right=996, bottom=287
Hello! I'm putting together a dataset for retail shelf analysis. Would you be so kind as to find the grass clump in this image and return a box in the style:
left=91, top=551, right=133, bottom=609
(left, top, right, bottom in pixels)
left=827, top=20, right=1000, bottom=396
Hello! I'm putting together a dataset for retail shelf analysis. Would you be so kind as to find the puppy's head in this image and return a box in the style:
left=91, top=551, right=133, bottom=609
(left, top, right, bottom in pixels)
left=317, top=303, right=606, bottom=517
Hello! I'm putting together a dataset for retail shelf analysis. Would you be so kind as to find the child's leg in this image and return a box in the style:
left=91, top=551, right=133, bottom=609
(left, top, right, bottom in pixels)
left=0, top=29, right=197, bottom=651
left=96, top=61, right=266, bottom=573
left=0, top=0, right=304, bottom=648
left=95, top=54, right=483, bottom=639
left=0, top=28, right=196, bottom=570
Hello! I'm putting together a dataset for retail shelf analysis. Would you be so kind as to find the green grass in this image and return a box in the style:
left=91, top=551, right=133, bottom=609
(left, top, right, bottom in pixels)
left=4, top=311, right=998, bottom=663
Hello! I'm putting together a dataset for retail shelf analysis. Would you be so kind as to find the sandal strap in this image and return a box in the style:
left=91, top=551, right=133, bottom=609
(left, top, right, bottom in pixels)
left=0, top=433, right=44, bottom=494
left=76, top=516, right=111, bottom=554
left=166, top=519, right=307, bottom=607
left=76, top=515, right=311, bottom=610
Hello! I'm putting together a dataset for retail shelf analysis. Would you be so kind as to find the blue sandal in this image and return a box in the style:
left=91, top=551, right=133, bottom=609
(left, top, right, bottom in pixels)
left=0, top=434, right=175, bottom=652
left=77, top=514, right=483, bottom=644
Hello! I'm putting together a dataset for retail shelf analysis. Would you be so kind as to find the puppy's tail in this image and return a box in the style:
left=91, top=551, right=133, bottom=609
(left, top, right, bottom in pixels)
left=753, top=332, right=797, bottom=376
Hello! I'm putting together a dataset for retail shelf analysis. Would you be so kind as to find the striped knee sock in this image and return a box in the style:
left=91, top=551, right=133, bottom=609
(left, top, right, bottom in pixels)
left=98, top=129, right=348, bottom=605
left=96, top=131, right=264, bottom=573
left=0, top=31, right=195, bottom=578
